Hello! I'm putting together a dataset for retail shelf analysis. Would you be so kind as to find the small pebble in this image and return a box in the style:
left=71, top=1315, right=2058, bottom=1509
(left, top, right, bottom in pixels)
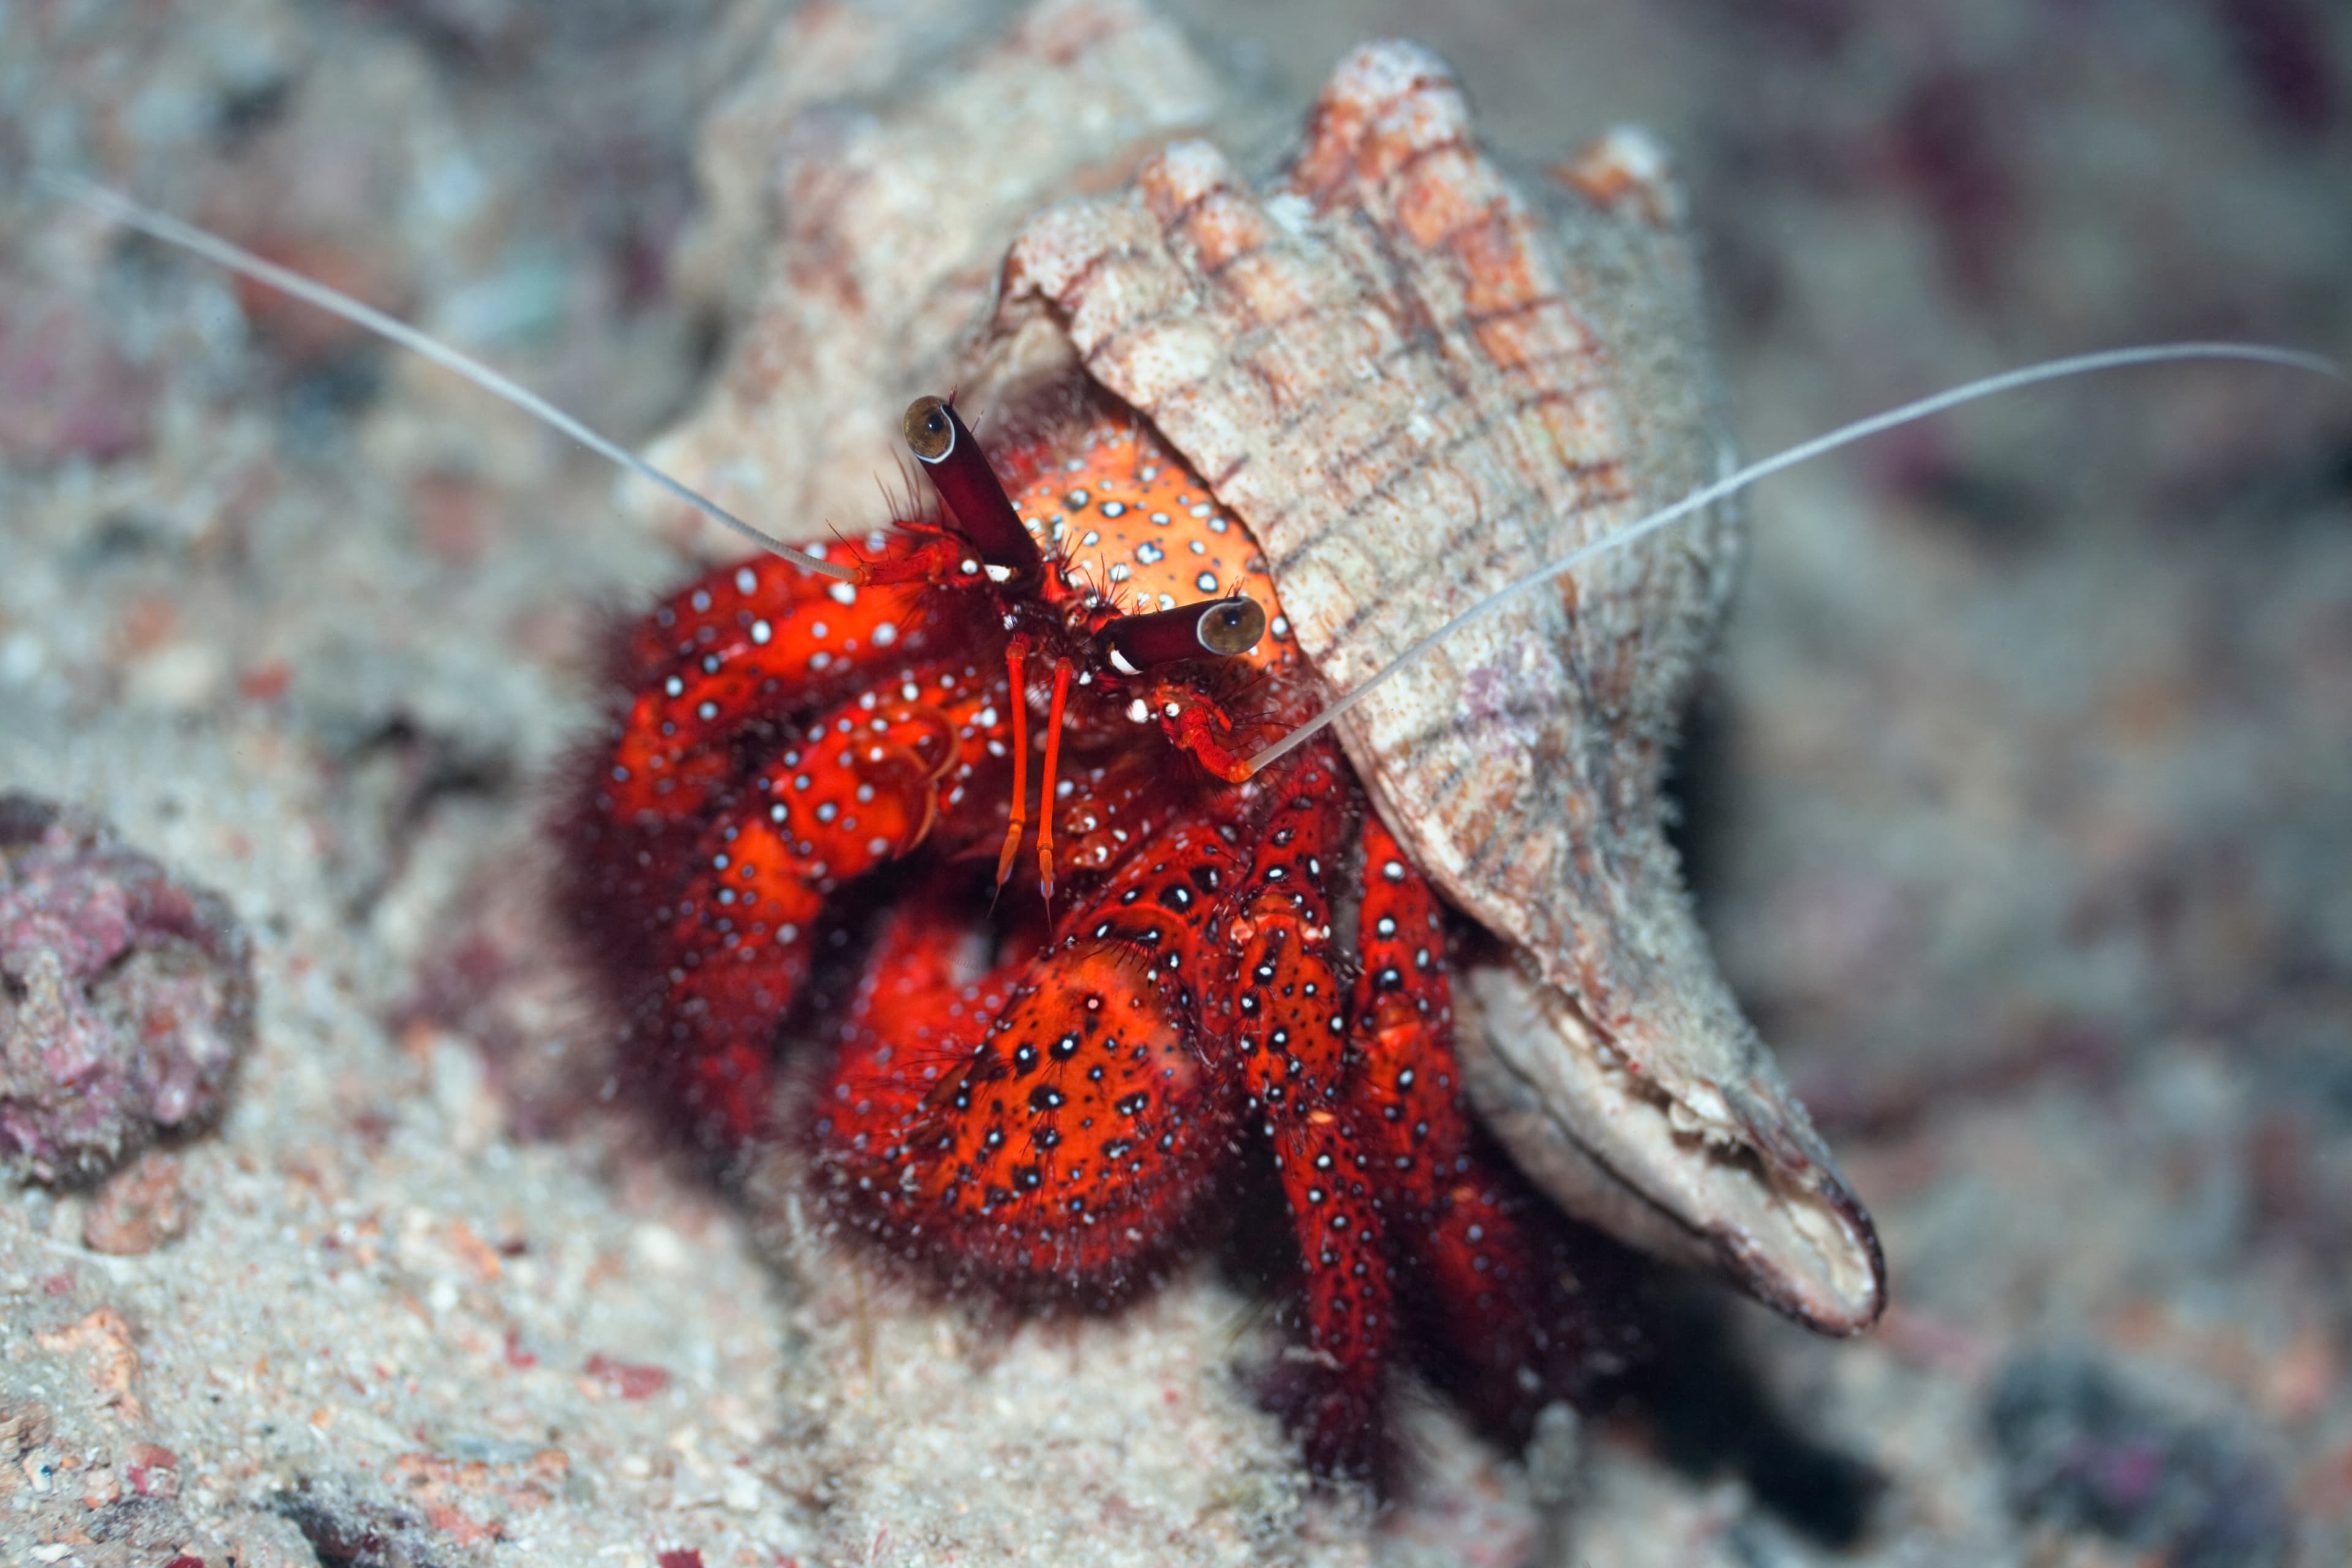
left=82, top=1150, right=192, bottom=1254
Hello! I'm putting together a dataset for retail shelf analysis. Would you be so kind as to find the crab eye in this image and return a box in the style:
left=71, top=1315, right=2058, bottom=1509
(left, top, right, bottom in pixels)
left=900, top=394, right=1038, bottom=576
left=1097, top=596, right=1267, bottom=674
left=1196, top=597, right=1267, bottom=656
left=903, top=395, right=956, bottom=461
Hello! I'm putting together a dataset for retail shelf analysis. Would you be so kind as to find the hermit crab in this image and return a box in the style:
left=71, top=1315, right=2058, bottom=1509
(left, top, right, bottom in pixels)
left=44, top=17, right=2335, bottom=1496
left=538, top=40, right=1787, bottom=1471
left=553, top=372, right=1651, bottom=1469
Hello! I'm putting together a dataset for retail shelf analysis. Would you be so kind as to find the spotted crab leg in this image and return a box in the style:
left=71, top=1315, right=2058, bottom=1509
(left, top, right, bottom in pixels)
left=816, top=820, right=1240, bottom=1299
left=602, top=549, right=933, bottom=827
left=812, top=885, right=1027, bottom=1176
left=638, top=667, right=1001, bottom=1153
left=1346, top=812, right=1642, bottom=1440
left=1227, top=745, right=1394, bottom=1474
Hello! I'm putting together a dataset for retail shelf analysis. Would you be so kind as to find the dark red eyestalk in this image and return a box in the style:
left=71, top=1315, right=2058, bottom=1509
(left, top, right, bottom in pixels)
left=1096, top=596, right=1267, bottom=674
left=902, top=394, right=1039, bottom=577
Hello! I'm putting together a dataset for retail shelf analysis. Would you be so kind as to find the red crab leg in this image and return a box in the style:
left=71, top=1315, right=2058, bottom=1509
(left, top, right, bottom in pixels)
left=1035, top=657, right=1074, bottom=904
left=812, top=884, right=1024, bottom=1152
left=816, top=820, right=1241, bottom=1298
left=645, top=667, right=1001, bottom=1153
left=618, top=548, right=869, bottom=685
left=603, top=552, right=934, bottom=826
left=1346, top=812, right=1638, bottom=1439
left=1229, top=747, right=1393, bottom=1474
left=993, top=637, right=1032, bottom=893
left=1344, top=813, right=1457, bottom=1223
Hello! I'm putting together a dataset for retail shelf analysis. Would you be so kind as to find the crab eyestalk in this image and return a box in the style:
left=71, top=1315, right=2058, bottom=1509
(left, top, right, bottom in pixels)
left=903, top=394, right=1039, bottom=579
left=1097, top=596, right=1266, bottom=674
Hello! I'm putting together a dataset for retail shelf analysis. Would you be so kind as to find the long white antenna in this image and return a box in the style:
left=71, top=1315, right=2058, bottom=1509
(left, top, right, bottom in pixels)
left=1244, top=342, right=2346, bottom=775
left=36, top=172, right=858, bottom=584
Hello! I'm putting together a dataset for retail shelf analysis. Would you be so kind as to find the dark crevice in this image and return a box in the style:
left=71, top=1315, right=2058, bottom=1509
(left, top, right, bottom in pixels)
left=1623, top=1283, right=1887, bottom=1548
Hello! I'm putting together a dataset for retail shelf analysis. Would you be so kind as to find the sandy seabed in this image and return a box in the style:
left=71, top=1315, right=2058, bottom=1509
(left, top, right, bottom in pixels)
left=2, top=2, right=2348, bottom=1564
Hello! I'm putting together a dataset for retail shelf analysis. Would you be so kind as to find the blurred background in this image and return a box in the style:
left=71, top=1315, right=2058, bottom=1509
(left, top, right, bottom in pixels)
left=3, top=2, right=2348, bottom=1564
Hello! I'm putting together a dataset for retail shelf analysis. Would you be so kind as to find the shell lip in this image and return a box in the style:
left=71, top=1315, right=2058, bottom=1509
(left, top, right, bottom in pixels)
left=1455, top=959, right=1888, bottom=1337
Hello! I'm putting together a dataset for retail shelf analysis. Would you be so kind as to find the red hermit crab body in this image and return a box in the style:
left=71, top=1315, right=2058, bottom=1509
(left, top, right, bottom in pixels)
left=557, top=391, right=1636, bottom=1471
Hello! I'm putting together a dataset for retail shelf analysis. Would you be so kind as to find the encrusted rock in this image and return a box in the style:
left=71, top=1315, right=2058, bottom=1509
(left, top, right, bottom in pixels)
left=0, top=794, right=254, bottom=1185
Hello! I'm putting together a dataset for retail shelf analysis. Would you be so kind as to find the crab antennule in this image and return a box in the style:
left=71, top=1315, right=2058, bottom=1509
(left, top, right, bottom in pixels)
left=37, top=173, right=858, bottom=584
left=1036, top=658, right=1075, bottom=904
left=903, top=394, right=1039, bottom=576
left=1243, top=341, right=2347, bottom=775
left=995, top=638, right=1035, bottom=894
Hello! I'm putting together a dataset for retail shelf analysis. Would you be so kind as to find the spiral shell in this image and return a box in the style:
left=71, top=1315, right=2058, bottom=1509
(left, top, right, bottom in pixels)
left=967, top=42, right=1884, bottom=1331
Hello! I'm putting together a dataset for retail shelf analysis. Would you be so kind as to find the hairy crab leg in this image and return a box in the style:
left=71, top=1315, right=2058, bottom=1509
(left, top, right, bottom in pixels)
left=1227, top=745, right=1393, bottom=1473
left=816, top=821, right=1242, bottom=1297
left=603, top=550, right=934, bottom=826
left=813, top=888, right=1025, bottom=1172
left=1345, top=813, right=1640, bottom=1439
left=641, top=670, right=1003, bottom=1152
